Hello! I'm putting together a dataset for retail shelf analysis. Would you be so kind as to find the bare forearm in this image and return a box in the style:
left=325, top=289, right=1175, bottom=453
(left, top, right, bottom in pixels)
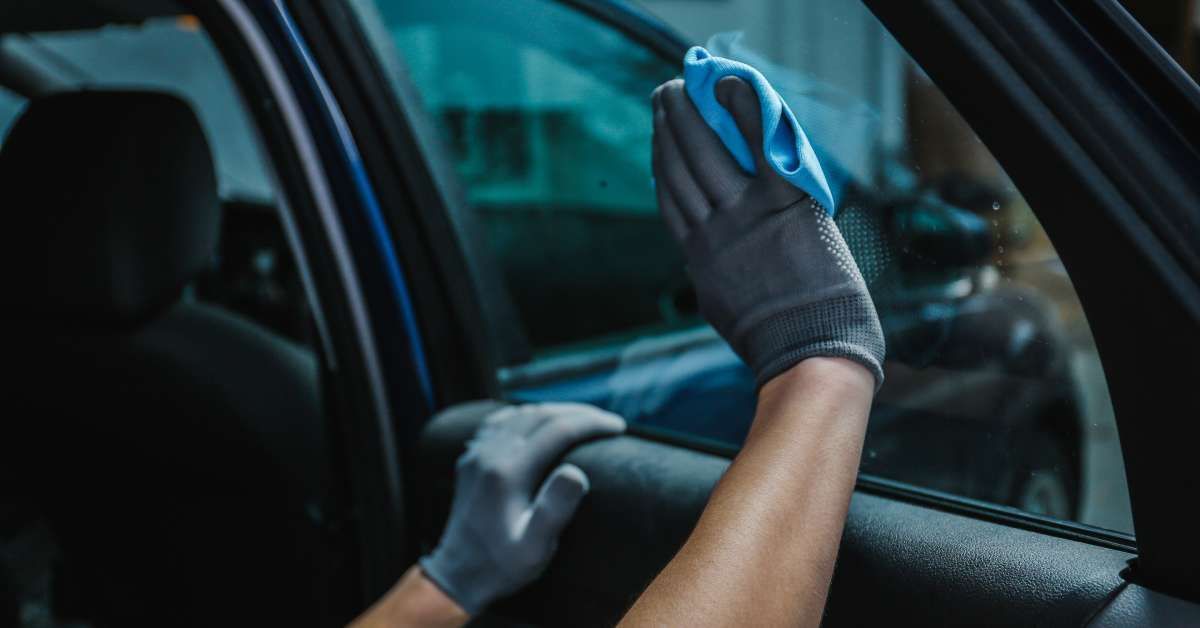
left=348, top=566, right=468, bottom=628
left=620, top=357, right=874, bottom=627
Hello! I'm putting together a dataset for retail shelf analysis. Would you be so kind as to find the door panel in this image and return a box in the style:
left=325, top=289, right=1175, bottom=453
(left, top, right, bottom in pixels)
left=1090, top=584, right=1200, bottom=627
left=287, top=0, right=1200, bottom=621
left=418, top=403, right=1131, bottom=626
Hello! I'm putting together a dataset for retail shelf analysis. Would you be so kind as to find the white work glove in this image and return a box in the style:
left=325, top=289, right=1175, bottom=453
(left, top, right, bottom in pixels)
left=419, top=403, right=625, bottom=614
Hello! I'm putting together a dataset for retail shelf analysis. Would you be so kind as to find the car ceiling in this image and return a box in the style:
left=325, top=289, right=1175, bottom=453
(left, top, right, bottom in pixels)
left=0, top=0, right=182, bottom=34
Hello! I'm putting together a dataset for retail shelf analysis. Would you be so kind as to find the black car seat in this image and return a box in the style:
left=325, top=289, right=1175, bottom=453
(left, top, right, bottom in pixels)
left=0, top=91, right=334, bottom=627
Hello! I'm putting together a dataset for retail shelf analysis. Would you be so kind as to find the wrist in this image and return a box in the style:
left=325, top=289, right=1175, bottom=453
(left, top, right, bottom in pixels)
left=759, top=356, right=875, bottom=409
left=348, top=565, right=469, bottom=628
left=738, top=293, right=885, bottom=390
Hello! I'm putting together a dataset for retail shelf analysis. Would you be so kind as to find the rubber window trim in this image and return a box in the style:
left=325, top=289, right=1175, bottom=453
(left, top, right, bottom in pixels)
left=626, top=422, right=1137, bottom=553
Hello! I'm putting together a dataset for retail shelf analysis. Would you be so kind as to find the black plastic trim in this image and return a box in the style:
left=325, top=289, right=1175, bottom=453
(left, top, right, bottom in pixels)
left=1068, top=0, right=1200, bottom=149
left=866, top=0, right=1200, bottom=602
left=420, top=403, right=1133, bottom=627
left=183, top=1, right=383, bottom=621
left=555, top=0, right=691, bottom=61
left=624, top=421, right=1138, bottom=554
left=855, top=475, right=1136, bottom=553
left=289, top=0, right=512, bottom=410
left=964, top=1, right=1200, bottom=311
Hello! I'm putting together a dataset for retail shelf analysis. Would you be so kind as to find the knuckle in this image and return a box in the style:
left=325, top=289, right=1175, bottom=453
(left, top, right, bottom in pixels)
left=477, top=454, right=515, bottom=483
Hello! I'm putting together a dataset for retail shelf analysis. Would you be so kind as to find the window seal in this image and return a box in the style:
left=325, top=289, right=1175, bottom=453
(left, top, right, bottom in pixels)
left=554, top=0, right=692, bottom=60
left=624, top=421, right=1138, bottom=554
left=290, top=0, right=518, bottom=404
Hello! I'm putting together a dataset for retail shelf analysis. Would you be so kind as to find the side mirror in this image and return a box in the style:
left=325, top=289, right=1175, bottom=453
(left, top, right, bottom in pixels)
left=891, top=195, right=993, bottom=271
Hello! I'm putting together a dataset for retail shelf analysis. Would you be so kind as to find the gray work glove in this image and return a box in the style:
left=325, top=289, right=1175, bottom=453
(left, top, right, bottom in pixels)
left=652, top=76, right=885, bottom=388
left=419, top=403, right=626, bottom=615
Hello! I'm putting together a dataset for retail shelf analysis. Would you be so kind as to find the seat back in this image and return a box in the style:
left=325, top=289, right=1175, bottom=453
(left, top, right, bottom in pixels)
left=0, top=90, right=333, bottom=627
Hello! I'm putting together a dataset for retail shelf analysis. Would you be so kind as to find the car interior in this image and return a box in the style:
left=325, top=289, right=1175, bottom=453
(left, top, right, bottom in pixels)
left=309, top=0, right=1200, bottom=624
left=0, top=4, right=339, bottom=627
left=365, top=0, right=1125, bottom=534
left=1, top=0, right=1199, bottom=627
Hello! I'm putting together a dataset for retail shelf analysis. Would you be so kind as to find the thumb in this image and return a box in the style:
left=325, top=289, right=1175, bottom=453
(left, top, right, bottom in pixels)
left=525, top=463, right=590, bottom=543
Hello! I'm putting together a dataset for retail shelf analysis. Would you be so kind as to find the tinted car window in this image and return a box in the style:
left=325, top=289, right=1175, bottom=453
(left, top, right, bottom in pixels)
left=360, top=0, right=681, bottom=351
left=351, top=0, right=1132, bottom=534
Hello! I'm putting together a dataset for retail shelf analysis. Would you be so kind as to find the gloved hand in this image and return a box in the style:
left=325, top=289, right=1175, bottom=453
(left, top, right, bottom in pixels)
left=652, top=76, right=885, bottom=388
left=419, top=403, right=625, bottom=615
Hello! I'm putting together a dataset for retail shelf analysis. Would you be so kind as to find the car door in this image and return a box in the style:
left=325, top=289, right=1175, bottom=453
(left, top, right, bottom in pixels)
left=289, top=0, right=1200, bottom=624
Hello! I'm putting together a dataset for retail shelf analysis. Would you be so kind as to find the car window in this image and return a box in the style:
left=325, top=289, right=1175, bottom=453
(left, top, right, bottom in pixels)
left=0, top=19, right=313, bottom=346
left=350, top=0, right=1133, bottom=534
left=352, top=0, right=681, bottom=352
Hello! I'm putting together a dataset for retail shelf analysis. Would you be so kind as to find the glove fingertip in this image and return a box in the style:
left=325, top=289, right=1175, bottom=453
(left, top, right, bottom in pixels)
left=546, top=463, right=590, bottom=500
left=714, top=74, right=755, bottom=108
left=590, top=409, right=627, bottom=435
left=525, top=464, right=590, bottom=541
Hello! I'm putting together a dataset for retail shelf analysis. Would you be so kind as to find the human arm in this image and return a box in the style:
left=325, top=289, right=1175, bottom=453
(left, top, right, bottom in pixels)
left=349, top=565, right=468, bottom=628
left=619, top=358, right=872, bottom=626
left=621, top=75, right=885, bottom=626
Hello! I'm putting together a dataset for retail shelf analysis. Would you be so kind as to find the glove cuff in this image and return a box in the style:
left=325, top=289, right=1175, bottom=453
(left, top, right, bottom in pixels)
left=419, top=552, right=486, bottom=616
left=742, top=292, right=885, bottom=390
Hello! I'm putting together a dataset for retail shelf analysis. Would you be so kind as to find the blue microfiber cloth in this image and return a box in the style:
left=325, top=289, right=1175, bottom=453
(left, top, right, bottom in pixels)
left=683, top=45, right=837, bottom=215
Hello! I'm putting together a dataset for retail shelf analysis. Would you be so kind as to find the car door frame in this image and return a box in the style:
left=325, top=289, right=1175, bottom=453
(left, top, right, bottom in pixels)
left=284, top=0, right=1200, bottom=613
left=865, top=0, right=1200, bottom=600
left=183, top=0, right=443, bottom=614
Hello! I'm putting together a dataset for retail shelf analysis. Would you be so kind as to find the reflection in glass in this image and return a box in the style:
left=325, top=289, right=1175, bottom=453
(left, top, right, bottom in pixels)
left=358, top=0, right=1131, bottom=534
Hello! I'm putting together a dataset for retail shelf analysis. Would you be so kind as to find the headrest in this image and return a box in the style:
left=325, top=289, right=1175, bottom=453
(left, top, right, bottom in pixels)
left=0, top=90, right=220, bottom=325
